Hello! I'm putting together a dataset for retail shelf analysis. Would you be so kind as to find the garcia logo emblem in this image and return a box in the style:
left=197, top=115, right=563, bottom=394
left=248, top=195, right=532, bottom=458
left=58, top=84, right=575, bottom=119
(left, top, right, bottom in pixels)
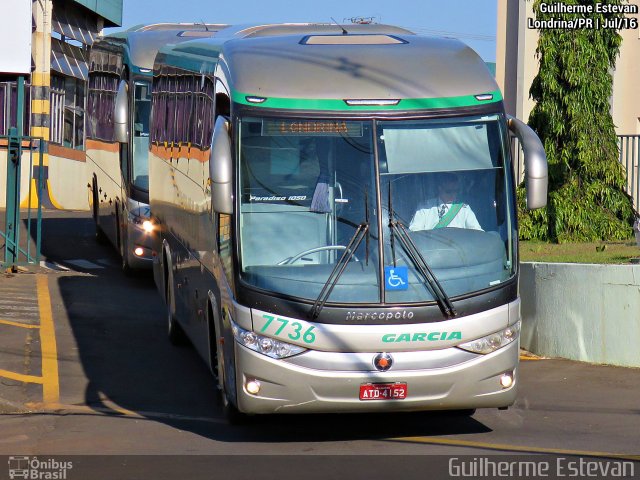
left=373, top=352, right=393, bottom=372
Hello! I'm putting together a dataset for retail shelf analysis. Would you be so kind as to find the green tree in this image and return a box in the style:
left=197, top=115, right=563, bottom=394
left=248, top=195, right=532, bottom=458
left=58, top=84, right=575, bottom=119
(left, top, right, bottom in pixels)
left=518, top=0, right=636, bottom=242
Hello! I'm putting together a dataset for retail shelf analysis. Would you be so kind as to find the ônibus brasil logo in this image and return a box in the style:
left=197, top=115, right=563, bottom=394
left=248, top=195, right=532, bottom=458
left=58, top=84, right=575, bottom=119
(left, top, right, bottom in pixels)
left=8, top=456, right=73, bottom=480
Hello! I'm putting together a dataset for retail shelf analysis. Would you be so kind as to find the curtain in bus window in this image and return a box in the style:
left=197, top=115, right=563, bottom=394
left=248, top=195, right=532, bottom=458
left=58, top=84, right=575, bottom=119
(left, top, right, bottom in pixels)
left=167, top=78, right=176, bottom=145
left=383, top=122, right=495, bottom=174
left=186, top=88, right=195, bottom=146
left=175, top=78, right=183, bottom=145
left=151, top=76, right=167, bottom=144
left=203, top=78, right=214, bottom=147
left=87, top=73, right=117, bottom=141
left=192, top=87, right=202, bottom=146
left=186, top=92, right=193, bottom=146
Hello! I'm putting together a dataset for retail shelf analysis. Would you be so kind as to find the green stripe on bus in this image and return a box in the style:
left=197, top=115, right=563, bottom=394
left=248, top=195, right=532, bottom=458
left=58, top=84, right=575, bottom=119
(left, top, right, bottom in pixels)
left=232, top=90, right=503, bottom=111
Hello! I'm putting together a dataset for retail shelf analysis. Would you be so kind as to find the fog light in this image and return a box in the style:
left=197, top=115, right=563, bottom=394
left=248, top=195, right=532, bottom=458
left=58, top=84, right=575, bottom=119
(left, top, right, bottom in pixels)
left=246, top=379, right=261, bottom=395
left=142, top=220, right=154, bottom=233
left=134, top=247, right=144, bottom=257
left=500, top=372, right=514, bottom=389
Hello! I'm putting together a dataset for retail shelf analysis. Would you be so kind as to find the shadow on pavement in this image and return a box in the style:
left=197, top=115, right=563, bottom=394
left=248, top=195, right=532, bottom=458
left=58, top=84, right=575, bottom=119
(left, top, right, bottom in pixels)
left=46, top=213, right=491, bottom=444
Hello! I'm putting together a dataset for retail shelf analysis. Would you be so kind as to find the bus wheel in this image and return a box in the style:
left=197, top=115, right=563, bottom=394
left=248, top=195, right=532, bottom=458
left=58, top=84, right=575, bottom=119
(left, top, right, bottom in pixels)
left=212, top=334, right=247, bottom=425
left=166, top=274, right=187, bottom=346
left=93, top=181, right=107, bottom=244
left=219, top=375, right=247, bottom=425
left=118, top=225, right=132, bottom=276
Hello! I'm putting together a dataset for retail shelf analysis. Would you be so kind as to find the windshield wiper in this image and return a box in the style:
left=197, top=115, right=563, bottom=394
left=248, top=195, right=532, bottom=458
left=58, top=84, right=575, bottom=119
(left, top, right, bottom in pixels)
left=309, top=221, right=369, bottom=320
left=387, top=183, right=457, bottom=319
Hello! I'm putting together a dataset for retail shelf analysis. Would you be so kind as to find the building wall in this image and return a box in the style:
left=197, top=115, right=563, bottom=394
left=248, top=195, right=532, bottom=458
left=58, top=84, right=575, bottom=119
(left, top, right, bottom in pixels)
left=611, top=18, right=640, bottom=134
left=0, top=151, right=38, bottom=208
left=1, top=0, right=121, bottom=211
left=48, top=152, right=89, bottom=210
left=496, top=0, right=640, bottom=134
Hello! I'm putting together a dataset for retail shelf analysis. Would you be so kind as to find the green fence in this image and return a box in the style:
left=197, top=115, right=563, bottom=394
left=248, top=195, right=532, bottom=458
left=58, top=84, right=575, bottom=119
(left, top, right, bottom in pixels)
left=1, top=129, right=45, bottom=268
left=618, top=135, right=640, bottom=212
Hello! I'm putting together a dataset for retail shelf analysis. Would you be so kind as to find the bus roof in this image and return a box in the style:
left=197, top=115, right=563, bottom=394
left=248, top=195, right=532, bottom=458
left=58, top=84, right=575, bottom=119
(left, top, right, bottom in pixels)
left=92, top=23, right=228, bottom=73
left=156, top=23, right=500, bottom=110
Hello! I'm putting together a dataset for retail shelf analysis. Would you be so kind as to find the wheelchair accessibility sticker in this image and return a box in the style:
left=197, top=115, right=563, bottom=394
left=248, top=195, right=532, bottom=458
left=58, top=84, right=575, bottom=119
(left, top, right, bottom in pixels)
left=385, top=266, right=408, bottom=291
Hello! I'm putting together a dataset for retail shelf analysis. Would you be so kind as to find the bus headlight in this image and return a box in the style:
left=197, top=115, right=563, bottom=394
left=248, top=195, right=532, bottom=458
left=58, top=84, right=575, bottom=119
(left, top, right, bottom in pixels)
left=142, top=220, right=154, bottom=233
left=231, top=321, right=307, bottom=359
left=127, top=212, right=154, bottom=232
left=458, top=321, right=521, bottom=355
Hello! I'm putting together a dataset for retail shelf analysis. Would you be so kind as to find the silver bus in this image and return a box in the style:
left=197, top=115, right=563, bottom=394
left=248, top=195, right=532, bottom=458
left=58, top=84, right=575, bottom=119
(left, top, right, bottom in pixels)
left=86, top=23, right=225, bottom=272
left=149, top=23, right=547, bottom=422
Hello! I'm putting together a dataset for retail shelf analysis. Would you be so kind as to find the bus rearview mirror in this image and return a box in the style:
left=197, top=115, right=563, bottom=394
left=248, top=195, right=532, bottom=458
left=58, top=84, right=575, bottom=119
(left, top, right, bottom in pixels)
left=114, top=80, right=129, bottom=144
left=210, top=116, right=234, bottom=214
left=507, top=115, right=548, bottom=210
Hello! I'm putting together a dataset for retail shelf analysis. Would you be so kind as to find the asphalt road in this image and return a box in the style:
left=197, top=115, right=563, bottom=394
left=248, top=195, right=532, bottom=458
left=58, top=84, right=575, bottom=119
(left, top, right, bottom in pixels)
left=1, top=211, right=639, bottom=479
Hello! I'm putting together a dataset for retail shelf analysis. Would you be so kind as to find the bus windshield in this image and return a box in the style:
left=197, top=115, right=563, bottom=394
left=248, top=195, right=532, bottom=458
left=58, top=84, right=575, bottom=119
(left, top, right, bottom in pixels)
left=132, top=81, right=151, bottom=191
left=377, top=114, right=516, bottom=303
left=237, top=114, right=516, bottom=305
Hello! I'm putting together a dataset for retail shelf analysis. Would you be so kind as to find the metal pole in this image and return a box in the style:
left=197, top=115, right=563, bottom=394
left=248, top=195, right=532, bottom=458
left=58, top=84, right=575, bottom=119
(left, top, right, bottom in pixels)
left=3, top=126, right=18, bottom=266
left=17, top=76, right=24, bottom=136
left=26, top=141, right=34, bottom=262
left=36, top=138, right=44, bottom=263
left=3, top=76, right=25, bottom=268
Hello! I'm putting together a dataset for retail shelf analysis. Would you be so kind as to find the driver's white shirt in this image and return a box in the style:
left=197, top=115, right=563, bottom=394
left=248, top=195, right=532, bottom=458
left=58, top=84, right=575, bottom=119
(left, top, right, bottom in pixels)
left=409, top=198, right=482, bottom=231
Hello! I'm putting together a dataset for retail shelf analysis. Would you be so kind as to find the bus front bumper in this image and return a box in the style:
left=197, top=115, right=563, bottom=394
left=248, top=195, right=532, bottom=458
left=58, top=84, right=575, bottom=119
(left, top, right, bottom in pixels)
left=233, top=340, right=519, bottom=414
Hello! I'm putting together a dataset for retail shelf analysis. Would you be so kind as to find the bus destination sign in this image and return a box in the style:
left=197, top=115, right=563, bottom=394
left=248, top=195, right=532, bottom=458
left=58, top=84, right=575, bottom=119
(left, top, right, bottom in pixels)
left=262, top=120, right=363, bottom=137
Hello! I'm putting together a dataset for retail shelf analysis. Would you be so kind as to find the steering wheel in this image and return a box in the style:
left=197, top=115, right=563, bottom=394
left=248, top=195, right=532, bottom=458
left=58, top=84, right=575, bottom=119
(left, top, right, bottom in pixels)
left=278, top=245, right=360, bottom=265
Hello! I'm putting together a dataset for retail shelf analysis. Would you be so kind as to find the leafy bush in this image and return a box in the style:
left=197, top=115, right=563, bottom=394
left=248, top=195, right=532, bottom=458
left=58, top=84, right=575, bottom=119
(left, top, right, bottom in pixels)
left=518, top=0, right=636, bottom=242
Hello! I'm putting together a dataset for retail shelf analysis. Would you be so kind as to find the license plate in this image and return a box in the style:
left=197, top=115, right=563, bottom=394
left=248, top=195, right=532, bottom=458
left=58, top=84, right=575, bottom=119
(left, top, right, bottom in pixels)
left=359, top=383, right=407, bottom=401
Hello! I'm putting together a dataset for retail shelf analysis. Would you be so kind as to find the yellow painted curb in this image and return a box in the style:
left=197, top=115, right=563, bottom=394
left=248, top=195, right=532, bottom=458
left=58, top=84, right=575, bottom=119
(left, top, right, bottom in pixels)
left=36, top=275, right=59, bottom=404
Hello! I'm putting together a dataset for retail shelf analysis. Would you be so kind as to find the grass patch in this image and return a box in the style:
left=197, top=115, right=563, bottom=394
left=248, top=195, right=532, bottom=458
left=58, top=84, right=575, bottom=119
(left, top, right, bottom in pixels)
left=520, top=241, right=640, bottom=264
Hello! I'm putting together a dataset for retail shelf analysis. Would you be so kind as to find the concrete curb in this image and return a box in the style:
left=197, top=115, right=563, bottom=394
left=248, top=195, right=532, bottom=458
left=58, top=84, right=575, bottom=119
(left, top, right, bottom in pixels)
left=520, top=262, right=640, bottom=368
left=0, top=396, right=31, bottom=414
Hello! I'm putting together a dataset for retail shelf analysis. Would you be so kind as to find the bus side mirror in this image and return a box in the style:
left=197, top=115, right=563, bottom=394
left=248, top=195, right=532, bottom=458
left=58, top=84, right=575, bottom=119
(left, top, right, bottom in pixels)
left=507, top=115, right=548, bottom=209
left=114, top=80, right=129, bottom=144
left=209, top=116, right=234, bottom=214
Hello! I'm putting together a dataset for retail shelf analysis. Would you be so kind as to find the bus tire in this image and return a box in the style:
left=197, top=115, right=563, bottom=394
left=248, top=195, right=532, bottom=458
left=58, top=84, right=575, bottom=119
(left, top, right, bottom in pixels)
left=166, top=271, right=187, bottom=346
left=209, top=303, right=248, bottom=425
left=118, top=221, right=132, bottom=276
left=218, top=375, right=247, bottom=425
left=93, top=179, right=107, bottom=245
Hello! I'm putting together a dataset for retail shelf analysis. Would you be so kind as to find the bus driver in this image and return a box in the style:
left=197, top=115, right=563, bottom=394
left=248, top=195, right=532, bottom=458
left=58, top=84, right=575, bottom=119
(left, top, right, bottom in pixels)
left=409, top=173, right=482, bottom=231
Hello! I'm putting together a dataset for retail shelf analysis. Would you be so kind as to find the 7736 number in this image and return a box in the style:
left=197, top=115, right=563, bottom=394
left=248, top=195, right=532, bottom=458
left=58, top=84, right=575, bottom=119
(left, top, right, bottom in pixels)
left=260, top=314, right=316, bottom=344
